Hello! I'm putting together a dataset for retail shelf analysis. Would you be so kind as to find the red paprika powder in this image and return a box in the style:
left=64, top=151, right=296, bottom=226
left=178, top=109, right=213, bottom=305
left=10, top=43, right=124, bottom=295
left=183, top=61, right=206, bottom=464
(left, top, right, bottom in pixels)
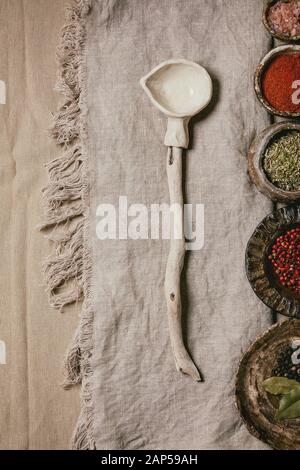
left=262, top=53, right=300, bottom=113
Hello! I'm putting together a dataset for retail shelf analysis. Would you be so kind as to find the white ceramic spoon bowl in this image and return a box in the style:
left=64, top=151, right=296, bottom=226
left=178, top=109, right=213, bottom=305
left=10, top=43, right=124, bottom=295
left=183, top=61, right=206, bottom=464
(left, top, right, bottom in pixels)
left=140, top=59, right=212, bottom=148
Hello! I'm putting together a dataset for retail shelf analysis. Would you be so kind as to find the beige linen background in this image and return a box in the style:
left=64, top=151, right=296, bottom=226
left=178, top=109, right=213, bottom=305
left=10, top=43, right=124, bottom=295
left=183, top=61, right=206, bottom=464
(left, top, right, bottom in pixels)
left=0, top=0, right=280, bottom=450
left=0, top=0, right=78, bottom=449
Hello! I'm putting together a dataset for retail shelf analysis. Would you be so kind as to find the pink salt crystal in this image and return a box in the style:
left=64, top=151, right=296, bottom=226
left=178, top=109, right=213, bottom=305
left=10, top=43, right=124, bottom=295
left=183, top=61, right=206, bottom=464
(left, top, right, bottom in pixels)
left=268, top=0, right=300, bottom=36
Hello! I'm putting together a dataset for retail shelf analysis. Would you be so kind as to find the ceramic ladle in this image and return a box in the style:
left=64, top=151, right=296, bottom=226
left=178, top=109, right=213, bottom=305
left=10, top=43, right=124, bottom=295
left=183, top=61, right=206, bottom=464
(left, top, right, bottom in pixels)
left=140, top=59, right=213, bottom=381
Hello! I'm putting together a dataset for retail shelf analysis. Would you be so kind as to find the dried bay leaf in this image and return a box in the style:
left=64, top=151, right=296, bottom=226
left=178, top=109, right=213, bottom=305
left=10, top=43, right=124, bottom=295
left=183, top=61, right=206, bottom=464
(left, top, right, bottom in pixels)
left=276, top=388, right=300, bottom=421
left=262, top=377, right=300, bottom=395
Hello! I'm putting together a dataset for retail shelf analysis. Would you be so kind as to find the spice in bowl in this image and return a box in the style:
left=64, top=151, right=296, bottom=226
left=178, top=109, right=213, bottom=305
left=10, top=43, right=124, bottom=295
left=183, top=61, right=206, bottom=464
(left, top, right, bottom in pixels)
left=267, top=1, right=300, bottom=38
left=262, top=341, right=300, bottom=420
left=262, top=375, right=300, bottom=420
left=271, top=345, right=300, bottom=381
left=268, top=227, right=300, bottom=294
left=262, top=53, right=300, bottom=114
left=263, top=131, right=300, bottom=191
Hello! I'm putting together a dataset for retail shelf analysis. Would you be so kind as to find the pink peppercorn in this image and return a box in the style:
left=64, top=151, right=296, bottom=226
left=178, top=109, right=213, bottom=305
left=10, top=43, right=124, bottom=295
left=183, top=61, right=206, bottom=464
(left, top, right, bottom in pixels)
left=269, top=227, right=300, bottom=294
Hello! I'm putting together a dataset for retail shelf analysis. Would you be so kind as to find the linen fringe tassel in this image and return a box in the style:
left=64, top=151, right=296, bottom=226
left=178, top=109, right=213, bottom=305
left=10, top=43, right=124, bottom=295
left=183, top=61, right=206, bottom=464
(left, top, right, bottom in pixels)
left=40, top=0, right=96, bottom=449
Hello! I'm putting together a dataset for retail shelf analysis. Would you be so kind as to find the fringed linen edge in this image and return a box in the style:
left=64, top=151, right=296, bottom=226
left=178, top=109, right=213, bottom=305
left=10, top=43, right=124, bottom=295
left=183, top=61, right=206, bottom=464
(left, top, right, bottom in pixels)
left=40, top=0, right=96, bottom=450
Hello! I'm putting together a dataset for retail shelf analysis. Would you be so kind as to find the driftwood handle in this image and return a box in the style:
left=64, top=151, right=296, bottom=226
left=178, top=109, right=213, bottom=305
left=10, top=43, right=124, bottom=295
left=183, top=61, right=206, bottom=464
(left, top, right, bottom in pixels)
left=164, top=147, right=201, bottom=382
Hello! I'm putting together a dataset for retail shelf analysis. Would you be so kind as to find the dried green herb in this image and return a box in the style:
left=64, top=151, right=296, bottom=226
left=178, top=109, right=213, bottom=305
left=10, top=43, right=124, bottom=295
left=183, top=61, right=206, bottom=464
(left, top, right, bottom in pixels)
left=262, top=376, right=300, bottom=421
left=262, top=377, right=300, bottom=395
left=276, top=387, right=300, bottom=421
left=263, top=131, right=300, bottom=191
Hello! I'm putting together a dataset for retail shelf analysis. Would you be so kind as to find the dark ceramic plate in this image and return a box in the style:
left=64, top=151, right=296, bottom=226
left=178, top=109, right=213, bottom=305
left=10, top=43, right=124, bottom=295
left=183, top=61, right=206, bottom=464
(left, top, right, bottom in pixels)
left=246, top=204, right=300, bottom=318
left=236, top=320, right=300, bottom=450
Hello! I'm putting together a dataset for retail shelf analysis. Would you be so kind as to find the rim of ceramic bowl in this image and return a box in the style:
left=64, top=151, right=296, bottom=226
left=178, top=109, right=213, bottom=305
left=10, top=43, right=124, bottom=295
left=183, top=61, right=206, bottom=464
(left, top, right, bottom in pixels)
left=248, top=122, right=300, bottom=203
left=245, top=204, right=300, bottom=318
left=263, top=0, right=300, bottom=42
left=254, top=44, right=300, bottom=118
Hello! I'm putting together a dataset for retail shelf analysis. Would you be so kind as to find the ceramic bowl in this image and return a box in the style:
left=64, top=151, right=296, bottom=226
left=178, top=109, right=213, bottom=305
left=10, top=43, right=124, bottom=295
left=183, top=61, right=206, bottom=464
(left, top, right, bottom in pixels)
left=236, top=320, right=300, bottom=450
left=254, top=44, right=300, bottom=118
left=248, top=122, right=300, bottom=203
left=263, top=0, right=300, bottom=42
left=140, top=59, right=213, bottom=149
left=246, top=204, right=300, bottom=318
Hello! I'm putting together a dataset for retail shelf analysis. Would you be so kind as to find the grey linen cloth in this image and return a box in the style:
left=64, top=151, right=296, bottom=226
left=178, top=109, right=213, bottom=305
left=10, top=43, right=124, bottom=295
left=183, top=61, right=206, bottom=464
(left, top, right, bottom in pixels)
left=85, top=0, right=273, bottom=449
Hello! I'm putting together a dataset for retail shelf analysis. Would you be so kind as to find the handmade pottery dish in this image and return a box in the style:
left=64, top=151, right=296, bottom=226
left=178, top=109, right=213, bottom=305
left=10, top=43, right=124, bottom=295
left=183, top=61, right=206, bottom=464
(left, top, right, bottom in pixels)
left=248, top=122, right=300, bottom=203
left=263, top=0, right=300, bottom=42
left=254, top=44, right=300, bottom=118
left=246, top=204, right=300, bottom=318
left=140, top=59, right=213, bottom=148
left=236, top=320, right=300, bottom=450
left=140, top=59, right=213, bottom=381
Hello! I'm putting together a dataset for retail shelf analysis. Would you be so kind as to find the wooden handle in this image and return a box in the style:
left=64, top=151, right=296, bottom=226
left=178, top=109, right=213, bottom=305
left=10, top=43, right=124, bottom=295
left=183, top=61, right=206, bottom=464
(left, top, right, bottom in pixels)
left=164, top=147, right=202, bottom=382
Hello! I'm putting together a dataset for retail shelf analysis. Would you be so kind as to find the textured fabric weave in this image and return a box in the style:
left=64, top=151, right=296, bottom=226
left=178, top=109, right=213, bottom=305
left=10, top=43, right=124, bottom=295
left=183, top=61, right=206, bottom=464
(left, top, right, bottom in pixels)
left=86, top=0, right=273, bottom=449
